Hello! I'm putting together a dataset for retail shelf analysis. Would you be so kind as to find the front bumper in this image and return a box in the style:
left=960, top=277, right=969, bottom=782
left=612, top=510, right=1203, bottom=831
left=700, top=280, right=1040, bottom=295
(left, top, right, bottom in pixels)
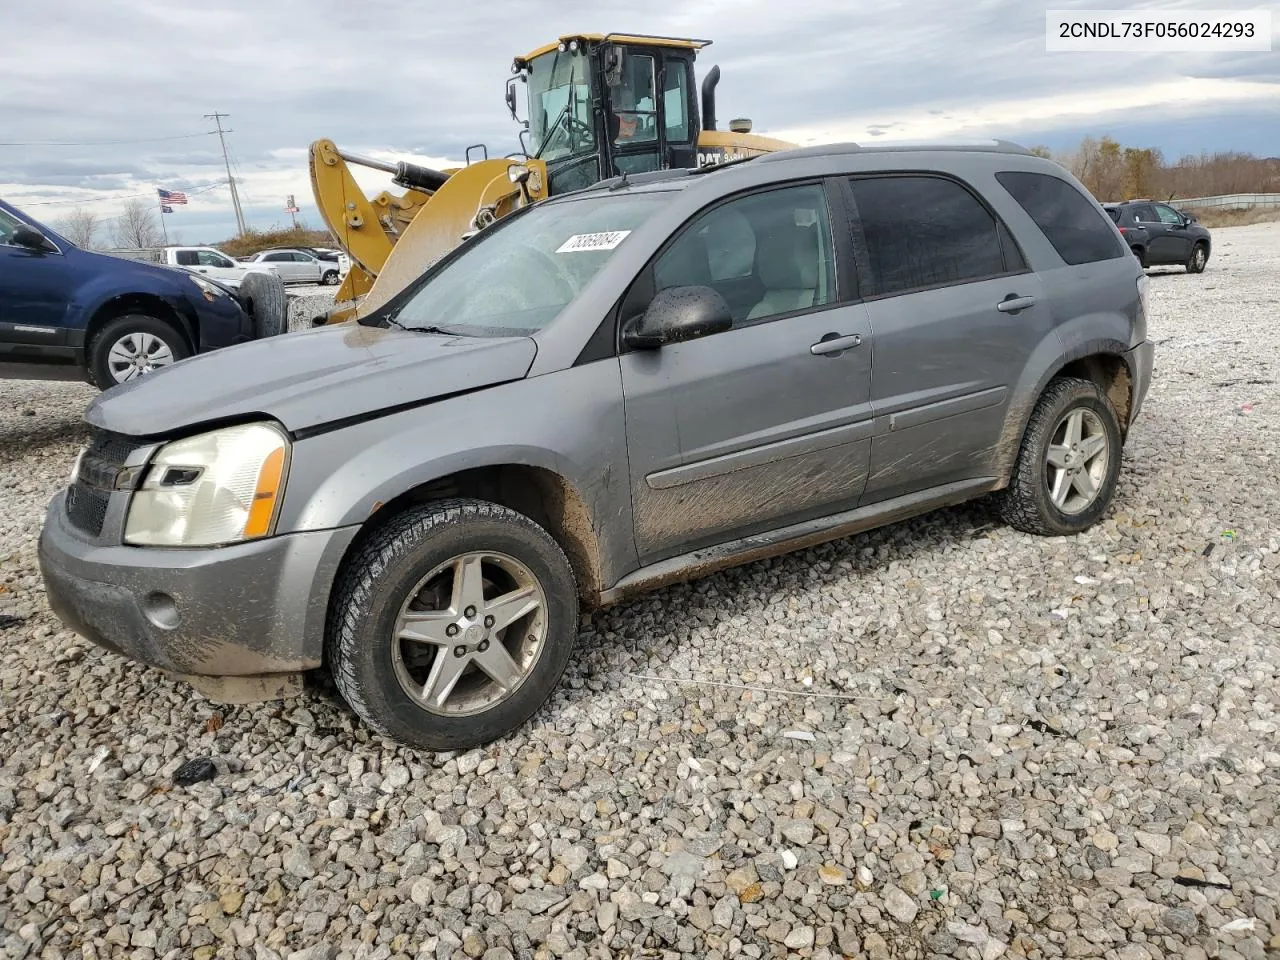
left=38, top=490, right=359, bottom=680
left=1125, top=339, right=1154, bottom=428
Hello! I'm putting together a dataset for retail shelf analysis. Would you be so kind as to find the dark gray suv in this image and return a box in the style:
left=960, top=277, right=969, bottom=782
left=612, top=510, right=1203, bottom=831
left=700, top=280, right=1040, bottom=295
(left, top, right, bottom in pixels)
left=1104, top=199, right=1212, bottom=272
left=38, top=140, right=1153, bottom=751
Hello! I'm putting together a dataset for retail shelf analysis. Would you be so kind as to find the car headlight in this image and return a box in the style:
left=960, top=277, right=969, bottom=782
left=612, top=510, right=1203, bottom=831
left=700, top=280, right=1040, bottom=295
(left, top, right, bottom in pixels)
left=187, top=273, right=224, bottom=302
left=125, top=423, right=290, bottom=547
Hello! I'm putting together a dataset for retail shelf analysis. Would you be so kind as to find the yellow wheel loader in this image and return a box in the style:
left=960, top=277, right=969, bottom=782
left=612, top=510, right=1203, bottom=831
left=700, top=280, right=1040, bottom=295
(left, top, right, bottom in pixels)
left=309, top=33, right=795, bottom=324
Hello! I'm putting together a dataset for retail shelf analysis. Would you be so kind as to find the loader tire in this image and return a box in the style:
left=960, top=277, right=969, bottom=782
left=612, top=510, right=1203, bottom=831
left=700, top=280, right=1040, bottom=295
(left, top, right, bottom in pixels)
left=238, top=271, right=287, bottom=339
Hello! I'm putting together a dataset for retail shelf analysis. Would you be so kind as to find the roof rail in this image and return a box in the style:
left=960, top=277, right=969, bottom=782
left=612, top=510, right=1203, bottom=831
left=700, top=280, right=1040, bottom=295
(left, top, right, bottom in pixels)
left=755, top=138, right=1034, bottom=163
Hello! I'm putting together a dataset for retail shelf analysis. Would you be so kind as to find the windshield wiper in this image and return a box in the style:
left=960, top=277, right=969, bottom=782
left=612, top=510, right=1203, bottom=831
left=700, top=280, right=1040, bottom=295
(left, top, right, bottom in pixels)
left=535, top=104, right=570, bottom=160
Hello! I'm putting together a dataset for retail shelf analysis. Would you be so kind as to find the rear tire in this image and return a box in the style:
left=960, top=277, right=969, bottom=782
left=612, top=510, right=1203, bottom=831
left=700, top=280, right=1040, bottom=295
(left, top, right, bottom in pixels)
left=322, top=270, right=340, bottom=286
left=1131, top=245, right=1146, bottom=268
left=1186, top=242, right=1208, bottom=274
left=995, top=376, right=1123, bottom=536
left=87, top=314, right=189, bottom=389
left=326, top=499, right=579, bottom=751
left=237, top=271, right=288, bottom=338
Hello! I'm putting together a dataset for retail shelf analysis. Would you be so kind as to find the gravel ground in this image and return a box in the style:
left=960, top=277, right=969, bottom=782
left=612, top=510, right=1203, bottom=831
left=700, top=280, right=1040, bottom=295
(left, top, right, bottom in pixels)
left=1, top=225, right=1278, bottom=960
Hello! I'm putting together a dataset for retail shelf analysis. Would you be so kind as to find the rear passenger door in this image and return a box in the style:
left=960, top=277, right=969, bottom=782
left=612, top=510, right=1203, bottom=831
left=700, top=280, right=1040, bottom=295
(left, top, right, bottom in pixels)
left=846, top=173, right=1050, bottom=504
left=620, top=181, right=875, bottom=563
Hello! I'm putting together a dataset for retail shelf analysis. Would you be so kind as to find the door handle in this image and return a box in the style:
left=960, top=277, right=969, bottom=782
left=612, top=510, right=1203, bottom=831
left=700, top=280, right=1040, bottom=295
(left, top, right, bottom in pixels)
left=810, top=333, right=863, bottom=356
left=997, top=295, right=1036, bottom=314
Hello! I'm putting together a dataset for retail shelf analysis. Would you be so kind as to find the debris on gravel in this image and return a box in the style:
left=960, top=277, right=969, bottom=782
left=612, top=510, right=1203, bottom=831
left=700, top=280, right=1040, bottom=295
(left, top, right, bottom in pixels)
left=2, top=224, right=1279, bottom=958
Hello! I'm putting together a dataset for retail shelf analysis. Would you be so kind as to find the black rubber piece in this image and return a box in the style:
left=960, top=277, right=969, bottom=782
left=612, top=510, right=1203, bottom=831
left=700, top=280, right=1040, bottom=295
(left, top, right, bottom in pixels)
left=238, top=271, right=288, bottom=338
left=173, top=757, right=217, bottom=787
left=995, top=376, right=1123, bottom=537
left=325, top=498, right=579, bottom=752
left=87, top=313, right=190, bottom=389
left=1186, top=241, right=1208, bottom=274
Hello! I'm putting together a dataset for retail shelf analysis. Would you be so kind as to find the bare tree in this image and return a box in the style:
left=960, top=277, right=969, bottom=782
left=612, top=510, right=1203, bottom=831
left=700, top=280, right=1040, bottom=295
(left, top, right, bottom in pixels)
left=56, top=207, right=102, bottom=248
left=110, top=198, right=164, bottom=248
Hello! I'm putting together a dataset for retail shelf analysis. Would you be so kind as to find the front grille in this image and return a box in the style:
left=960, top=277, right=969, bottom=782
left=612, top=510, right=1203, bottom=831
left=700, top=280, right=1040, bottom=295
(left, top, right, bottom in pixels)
left=65, top=429, right=146, bottom=537
left=66, top=483, right=111, bottom=537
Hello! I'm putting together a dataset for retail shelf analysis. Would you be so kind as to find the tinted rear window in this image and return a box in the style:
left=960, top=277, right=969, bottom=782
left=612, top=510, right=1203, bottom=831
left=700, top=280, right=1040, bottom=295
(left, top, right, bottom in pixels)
left=849, top=175, right=1012, bottom=297
left=996, top=171, right=1125, bottom=265
left=1105, top=208, right=1121, bottom=223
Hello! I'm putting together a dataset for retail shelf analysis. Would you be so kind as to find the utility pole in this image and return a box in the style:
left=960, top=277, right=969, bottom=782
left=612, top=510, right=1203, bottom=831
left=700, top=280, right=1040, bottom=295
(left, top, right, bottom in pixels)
left=205, top=112, right=247, bottom=237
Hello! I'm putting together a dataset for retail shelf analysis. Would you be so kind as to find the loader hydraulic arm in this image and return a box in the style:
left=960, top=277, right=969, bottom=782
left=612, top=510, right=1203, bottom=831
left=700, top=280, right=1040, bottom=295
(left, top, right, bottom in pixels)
left=309, top=138, right=548, bottom=323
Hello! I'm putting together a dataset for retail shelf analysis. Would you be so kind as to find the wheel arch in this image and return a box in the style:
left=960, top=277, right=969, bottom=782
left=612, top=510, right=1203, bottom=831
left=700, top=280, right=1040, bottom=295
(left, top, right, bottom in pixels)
left=995, top=339, right=1136, bottom=486
left=333, top=462, right=605, bottom=609
left=86, top=294, right=195, bottom=355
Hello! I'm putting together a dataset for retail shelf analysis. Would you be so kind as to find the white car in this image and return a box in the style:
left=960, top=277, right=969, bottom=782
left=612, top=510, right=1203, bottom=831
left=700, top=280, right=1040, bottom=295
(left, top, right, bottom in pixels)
left=112, top=245, right=279, bottom=290
left=246, top=248, right=343, bottom=285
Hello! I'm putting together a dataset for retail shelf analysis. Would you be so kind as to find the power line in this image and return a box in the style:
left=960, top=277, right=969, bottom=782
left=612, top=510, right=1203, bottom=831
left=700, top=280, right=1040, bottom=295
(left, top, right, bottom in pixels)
left=0, top=131, right=218, bottom=147
left=19, top=181, right=226, bottom=207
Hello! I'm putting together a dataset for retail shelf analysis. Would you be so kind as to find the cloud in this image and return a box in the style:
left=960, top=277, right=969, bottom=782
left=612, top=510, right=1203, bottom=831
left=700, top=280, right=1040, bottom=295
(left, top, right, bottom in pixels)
left=3, top=0, right=1276, bottom=240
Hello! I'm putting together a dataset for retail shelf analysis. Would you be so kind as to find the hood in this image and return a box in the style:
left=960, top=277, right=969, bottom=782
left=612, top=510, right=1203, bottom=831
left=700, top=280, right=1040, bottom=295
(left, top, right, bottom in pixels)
left=85, top=321, right=538, bottom=437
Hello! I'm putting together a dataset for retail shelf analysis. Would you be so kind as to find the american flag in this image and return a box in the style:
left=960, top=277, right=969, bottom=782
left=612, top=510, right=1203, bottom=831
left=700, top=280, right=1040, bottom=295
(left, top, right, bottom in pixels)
left=157, top=188, right=188, bottom=205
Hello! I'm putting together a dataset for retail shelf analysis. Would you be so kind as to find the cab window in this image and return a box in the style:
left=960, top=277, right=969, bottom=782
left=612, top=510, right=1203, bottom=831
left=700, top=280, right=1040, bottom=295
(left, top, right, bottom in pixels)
left=612, top=54, right=658, bottom=145
left=663, top=63, right=691, bottom=143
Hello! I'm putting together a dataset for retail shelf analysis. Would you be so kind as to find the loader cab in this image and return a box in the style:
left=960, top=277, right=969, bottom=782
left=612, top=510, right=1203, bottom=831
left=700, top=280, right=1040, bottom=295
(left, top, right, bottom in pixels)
left=511, top=34, right=706, bottom=195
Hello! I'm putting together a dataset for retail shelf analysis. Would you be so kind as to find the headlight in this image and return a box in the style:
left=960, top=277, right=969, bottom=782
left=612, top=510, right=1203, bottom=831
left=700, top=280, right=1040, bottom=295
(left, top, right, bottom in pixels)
left=187, top=273, right=223, bottom=302
left=125, top=423, right=290, bottom=547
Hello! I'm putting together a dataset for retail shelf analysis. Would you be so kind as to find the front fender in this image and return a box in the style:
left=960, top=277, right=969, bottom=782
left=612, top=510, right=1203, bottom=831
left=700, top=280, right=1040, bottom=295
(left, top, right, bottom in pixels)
left=274, top=361, right=639, bottom=589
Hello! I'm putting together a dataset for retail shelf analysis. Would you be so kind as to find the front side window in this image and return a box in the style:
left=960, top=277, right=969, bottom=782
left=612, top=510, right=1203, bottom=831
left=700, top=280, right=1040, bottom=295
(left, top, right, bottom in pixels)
left=996, top=171, right=1125, bottom=265
left=527, top=49, right=596, bottom=163
left=1155, top=204, right=1183, bottom=224
left=197, top=250, right=232, bottom=268
left=652, top=183, right=836, bottom=326
left=389, top=192, right=670, bottom=336
left=850, top=175, right=1008, bottom=297
left=0, top=208, right=24, bottom=246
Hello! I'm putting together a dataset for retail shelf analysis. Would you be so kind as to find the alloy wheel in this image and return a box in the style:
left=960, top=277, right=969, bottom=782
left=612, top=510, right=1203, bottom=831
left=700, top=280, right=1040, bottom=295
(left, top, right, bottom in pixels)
left=1044, top=408, right=1109, bottom=514
left=391, top=551, right=547, bottom=716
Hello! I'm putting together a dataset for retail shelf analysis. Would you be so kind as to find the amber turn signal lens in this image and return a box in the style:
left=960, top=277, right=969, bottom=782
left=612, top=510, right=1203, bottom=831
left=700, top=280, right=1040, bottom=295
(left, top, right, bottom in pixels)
left=243, top=447, right=286, bottom=539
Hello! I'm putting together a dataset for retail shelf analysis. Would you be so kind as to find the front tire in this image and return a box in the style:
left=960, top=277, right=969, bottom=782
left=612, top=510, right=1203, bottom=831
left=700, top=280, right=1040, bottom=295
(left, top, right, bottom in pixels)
left=237, top=271, right=288, bottom=338
left=996, top=376, right=1123, bottom=536
left=87, top=314, right=190, bottom=389
left=322, top=270, right=340, bottom=286
left=1186, top=242, right=1208, bottom=274
left=326, top=499, right=579, bottom=751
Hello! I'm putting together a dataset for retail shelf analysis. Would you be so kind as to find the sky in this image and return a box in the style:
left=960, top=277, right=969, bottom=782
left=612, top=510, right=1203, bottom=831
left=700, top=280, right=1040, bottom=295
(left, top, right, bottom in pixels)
left=3, top=0, right=1277, bottom=244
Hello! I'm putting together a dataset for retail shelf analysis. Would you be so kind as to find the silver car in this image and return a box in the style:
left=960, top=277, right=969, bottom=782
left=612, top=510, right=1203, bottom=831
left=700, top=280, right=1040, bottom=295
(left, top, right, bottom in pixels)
left=247, top=248, right=341, bottom=285
left=38, top=140, right=1153, bottom=751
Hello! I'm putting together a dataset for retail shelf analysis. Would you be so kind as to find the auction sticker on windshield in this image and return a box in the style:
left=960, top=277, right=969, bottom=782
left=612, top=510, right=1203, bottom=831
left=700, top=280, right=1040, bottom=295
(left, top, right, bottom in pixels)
left=556, top=231, right=631, bottom=253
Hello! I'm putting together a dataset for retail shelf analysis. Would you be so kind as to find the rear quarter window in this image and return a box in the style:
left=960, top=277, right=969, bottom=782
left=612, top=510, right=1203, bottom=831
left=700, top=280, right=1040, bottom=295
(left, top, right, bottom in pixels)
left=996, top=171, right=1125, bottom=265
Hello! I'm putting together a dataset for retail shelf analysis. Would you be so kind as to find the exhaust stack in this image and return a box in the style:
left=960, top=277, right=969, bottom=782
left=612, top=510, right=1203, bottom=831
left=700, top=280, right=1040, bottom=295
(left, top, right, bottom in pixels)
left=700, top=65, right=720, bottom=132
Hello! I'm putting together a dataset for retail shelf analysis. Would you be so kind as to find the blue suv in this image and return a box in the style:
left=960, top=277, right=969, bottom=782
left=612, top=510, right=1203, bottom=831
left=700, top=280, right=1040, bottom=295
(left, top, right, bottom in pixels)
left=0, top=198, right=285, bottom=388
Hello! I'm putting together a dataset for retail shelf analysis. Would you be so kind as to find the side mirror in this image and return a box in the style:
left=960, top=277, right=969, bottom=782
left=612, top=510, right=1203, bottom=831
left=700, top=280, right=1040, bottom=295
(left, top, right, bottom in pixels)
left=623, top=285, right=733, bottom=349
left=12, top=226, right=53, bottom=251
left=505, top=76, right=526, bottom=123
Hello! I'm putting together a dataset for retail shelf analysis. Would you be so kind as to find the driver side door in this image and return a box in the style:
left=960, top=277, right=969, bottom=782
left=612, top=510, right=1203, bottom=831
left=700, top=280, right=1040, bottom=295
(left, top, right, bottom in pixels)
left=1151, top=203, right=1192, bottom=262
left=619, top=181, right=875, bottom=563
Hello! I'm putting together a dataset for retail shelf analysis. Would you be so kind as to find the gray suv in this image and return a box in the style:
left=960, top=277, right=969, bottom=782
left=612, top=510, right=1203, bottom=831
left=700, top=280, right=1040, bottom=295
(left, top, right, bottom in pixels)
left=38, top=141, right=1153, bottom=751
